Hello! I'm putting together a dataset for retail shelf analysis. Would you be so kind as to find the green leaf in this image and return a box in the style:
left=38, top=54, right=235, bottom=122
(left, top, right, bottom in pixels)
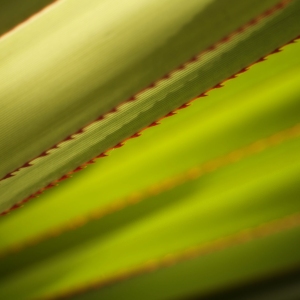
left=1, top=123, right=300, bottom=298
left=1, top=39, right=300, bottom=299
left=1, top=1, right=300, bottom=299
left=1, top=39, right=300, bottom=246
left=1, top=0, right=300, bottom=213
left=0, top=0, right=55, bottom=37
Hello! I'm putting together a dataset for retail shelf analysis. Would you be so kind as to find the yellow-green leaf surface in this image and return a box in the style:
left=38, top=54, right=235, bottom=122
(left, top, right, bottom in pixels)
left=1, top=0, right=300, bottom=213
left=0, top=38, right=300, bottom=299
left=1, top=40, right=300, bottom=246
left=0, top=0, right=55, bottom=37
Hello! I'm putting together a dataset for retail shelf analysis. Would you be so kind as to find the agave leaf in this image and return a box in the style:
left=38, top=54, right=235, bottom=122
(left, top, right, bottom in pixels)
left=76, top=223, right=300, bottom=300
left=1, top=0, right=300, bottom=213
left=0, top=0, right=55, bottom=37
left=1, top=40, right=299, bottom=247
left=1, top=2, right=300, bottom=299
left=1, top=0, right=278, bottom=179
left=1, top=123, right=300, bottom=298
left=1, top=40, right=300, bottom=298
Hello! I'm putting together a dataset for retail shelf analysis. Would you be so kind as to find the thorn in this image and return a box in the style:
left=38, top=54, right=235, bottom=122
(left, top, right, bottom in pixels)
left=109, top=107, right=117, bottom=113
left=236, top=26, right=244, bottom=33
left=131, top=132, right=141, bottom=138
left=165, top=111, right=176, bottom=118
left=96, top=153, right=108, bottom=158
left=221, top=36, right=231, bottom=43
left=248, top=19, right=257, bottom=26
left=148, top=121, right=159, bottom=127
left=72, top=166, right=84, bottom=173
left=178, top=103, right=190, bottom=110
left=40, top=151, right=49, bottom=157
left=22, top=162, right=32, bottom=168
left=214, top=83, right=223, bottom=89
left=11, top=204, right=21, bottom=210
left=256, top=57, right=266, bottom=63
left=238, top=67, right=248, bottom=74
left=114, top=143, right=124, bottom=149
left=96, top=115, right=104, bottom=121
left=208, top=45, right=216, bottom=51
left=127, top=96, right=136, bottom=102
left=190, top=56, right=198, bottom=62
left=75, top=128, right=85, bottom=135
left=270, top=48, right=281, bottom=54
left=63, top=135, right=73, bottom=142
left=287, top=38, right=297, bottom=45
left=2, top=173, right=14, bottom=180
left=45, top=182, right=57, bottom=188
left=198, top=93, right=207, bottom=97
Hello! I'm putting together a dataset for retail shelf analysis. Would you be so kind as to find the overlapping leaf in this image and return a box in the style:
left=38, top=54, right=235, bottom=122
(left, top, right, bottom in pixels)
left=1, top=0, right=300, bottom=213
left=0, top=39, right=300, bottom=299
